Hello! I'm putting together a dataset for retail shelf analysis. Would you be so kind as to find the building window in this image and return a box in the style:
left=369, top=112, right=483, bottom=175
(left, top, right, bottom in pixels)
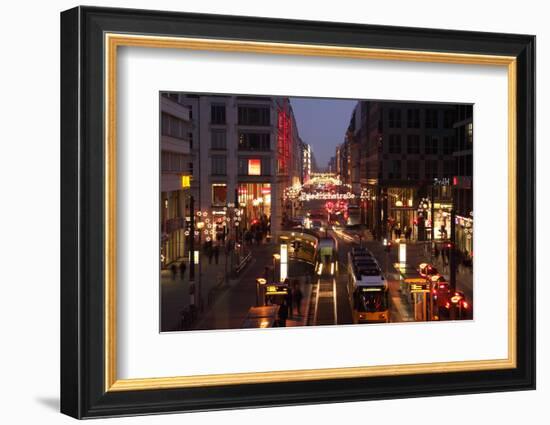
left=442, top=136, right=455, bottom=155
left=406, top=161, right=419, bottom=180
left=425, top=109, right=439, bottom=129
left=211, top=104, right=226, bottom=124
left=165, top=92, right=179, bottom=103
left=388, top=160, right=401, bottom=179
left=388, top=108, right=401, bottom=128
left=465, top=156, right=473, bottom=176
left=238, top=106, right=270, bottom=126
left=467, top=123, right=473, bottom=144
left=161, top=152, right=187, bottom=172
left=407, top=134, right=420, bottom=154
left=444, top=109, right=455, bottom=129
left=161, top=113, right=187, bottom=139
left=389, top=135, right=401, bottom=154
left=238, top=158, right=270, bottom=176
left=407, top=109, right=420, bottom=128
left=443, top=160, right=455, bottom=178
left=161, top=152, right=169, bottom=171
left=425, top=160, right=438, bottom=179
left=425, top=136, right=439, bottom=155
left=211, top=155, right=226, bottom=176
left=238, top=132, right=270, bottom=151
left=248, top=159, right=261, bottom=175
left=211, top=130, right=226, bottom=150
left=212, top=184, right=227, bottom=206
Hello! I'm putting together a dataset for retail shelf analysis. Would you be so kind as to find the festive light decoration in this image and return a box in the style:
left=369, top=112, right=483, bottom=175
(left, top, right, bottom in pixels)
left=299, top=192, right=356, bottom=201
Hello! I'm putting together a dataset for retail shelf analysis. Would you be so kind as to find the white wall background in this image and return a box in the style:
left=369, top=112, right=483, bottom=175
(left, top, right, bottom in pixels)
left=0, top=0, right=545, bottom=423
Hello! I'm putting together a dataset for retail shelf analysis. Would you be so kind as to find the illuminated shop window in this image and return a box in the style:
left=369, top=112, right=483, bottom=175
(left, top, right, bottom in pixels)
left=212, top=183, right=227, bottom=206
left=248, top=159, right=261, bottom=176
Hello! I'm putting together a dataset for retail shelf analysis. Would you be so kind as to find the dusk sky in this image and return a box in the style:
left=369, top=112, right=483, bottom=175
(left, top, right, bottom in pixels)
left=290, top=97, right=358, bottom=169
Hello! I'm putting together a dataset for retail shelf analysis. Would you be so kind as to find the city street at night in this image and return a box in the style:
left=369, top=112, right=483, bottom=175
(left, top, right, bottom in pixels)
left=160, top=94, right=474, bottom=332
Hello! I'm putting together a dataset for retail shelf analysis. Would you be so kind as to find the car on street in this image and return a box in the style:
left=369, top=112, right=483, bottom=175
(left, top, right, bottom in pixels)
left=430, top=275, right=451, bottom=306
left=418, top=262, right=438, bottom=278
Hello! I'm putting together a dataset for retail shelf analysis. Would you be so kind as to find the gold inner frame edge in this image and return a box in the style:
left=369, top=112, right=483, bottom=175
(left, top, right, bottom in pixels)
left=104, top=33, right=517, bottom=392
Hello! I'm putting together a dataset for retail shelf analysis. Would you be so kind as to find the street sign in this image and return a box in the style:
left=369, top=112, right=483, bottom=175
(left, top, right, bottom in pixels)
left=181, top=175, right=191, bottom=188
left=409, top=282, right=429, bottom=292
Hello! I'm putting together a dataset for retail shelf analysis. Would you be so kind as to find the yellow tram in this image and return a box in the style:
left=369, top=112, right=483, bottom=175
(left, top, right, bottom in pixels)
left=347, top=248, right=390, bottom=323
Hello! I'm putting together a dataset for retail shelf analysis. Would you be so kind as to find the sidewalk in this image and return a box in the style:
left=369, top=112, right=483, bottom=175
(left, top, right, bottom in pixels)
left=411, top=242, right=473, bottom=303
left=285, top=276, right=313, bottom=327
left=191, top=242, right=275, bottom=330
left=160, top=250, right=233, bottom=332
left=364, top=239, right=473, bottom=320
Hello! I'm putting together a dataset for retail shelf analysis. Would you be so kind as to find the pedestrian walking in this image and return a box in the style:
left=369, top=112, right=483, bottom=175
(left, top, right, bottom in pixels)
left=294, top=286, right=303, bottom=315
left=179, top=261, right=186, bottom=279
left=286, top=287, right=293, bottom=319
left=208, top=247, right=214, bottom=264
left=170, top=263, right=177, bottom=280
left=278, top=302, right=288, bottom=327
left=214, top=245, right=219, bottom=264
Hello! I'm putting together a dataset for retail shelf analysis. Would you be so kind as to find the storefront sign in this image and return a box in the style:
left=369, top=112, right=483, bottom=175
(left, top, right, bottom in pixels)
left=181, top=175, right=191, bottom=188
left=452, top=176, right=472, bottom=189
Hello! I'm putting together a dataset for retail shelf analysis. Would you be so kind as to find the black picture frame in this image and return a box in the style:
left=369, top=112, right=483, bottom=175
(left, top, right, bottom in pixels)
left=61, top=6, right=536, bottom=419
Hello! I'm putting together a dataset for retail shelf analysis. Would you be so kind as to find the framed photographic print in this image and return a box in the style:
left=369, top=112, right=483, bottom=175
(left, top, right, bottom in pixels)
left=60, top=6, right=536, bottom=419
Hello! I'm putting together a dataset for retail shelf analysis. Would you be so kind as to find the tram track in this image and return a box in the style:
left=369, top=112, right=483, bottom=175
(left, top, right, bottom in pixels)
left=309, top=276, right=337, bottom=326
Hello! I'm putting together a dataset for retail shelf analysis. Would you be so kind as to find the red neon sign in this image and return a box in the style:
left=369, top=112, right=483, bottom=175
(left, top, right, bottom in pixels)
left=277, top=100, right=291, bottom=175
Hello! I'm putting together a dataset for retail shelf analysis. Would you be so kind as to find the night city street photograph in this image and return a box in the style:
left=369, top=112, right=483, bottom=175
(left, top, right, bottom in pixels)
left=159, top=93, right=474, bottom=332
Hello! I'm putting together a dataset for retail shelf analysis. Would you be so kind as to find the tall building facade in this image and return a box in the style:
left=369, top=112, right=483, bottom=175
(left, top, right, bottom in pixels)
left=327, top=155, right=336, bottom=173
left=172, top=94, right=302, bottom=246
left=302, top=143, right=313, bottom=184
left=335, top=142, right=350, bottom=185
left=452, top=105, right=474, bottom=258
left=160, top=93, right=192, bottom=266
left=343, top=100, right=472, bottom=242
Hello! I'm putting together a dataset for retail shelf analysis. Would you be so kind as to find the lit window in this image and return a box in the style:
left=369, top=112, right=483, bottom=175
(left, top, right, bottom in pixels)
left=248, top=159, right=261, bottom=175
left=212, top=184, right=227, bottom=206
left=467, top=123, right=473, bottom=143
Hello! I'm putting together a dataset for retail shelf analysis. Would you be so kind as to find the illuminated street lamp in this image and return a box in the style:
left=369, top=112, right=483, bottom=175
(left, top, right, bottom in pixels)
left=272, top=253, right=281, bottom=282
left=256, top=277, right=267, bottom=306
left=279, top=244, right=288, bottom=282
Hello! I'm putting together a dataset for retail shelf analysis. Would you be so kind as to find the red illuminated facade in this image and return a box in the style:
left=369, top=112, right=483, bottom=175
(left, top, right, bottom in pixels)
left=277, top=100, right=291, bottom=176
